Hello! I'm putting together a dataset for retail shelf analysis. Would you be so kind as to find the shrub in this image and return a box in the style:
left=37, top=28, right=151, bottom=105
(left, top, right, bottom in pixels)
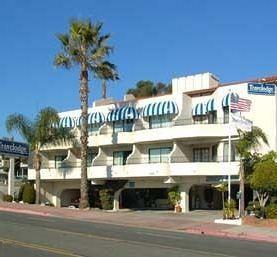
left=99, top=189, right=113, bottom=210
left=168, top=186, right=181, bottom=207
left=265, top=203, right=277, bottom=219
left=22, top=183, right=36, bottom=204
left=2, top=194, right=13, bottom=202
left=224, top=199, right=236, bottom=219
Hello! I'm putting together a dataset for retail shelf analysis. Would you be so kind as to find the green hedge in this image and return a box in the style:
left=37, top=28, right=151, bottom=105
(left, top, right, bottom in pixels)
left=2, top=194, right=13, bottom=202
left=265, top=203, right=277, bottom=219
left=99, top=189, right=113, bottom=210
left=22, top=183, right=36, bottom=204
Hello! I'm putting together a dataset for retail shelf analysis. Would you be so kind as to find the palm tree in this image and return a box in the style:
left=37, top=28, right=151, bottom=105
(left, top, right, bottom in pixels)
left=6, top=107, right=75, bottom=204
left=97, top=62, right=119, bottom=99
left=236, top=126, right=268, bottom=217
left=54, top=19, right=118, bottom=208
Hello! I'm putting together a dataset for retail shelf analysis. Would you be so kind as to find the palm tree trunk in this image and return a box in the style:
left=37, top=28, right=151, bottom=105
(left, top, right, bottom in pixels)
left=34, top=150, right=41, bottom=204
left=102, top=80, right=106, bottom=99
left=79, top=64, right=89, bottom=209
left=239, top=160, right=245, bottom=217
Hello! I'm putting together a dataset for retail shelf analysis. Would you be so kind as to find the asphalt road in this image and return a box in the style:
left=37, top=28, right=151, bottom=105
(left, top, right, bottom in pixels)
left=0, top=211, right=276, bottom=257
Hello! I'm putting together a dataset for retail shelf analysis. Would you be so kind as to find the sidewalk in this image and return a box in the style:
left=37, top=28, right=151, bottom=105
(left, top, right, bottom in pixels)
left=0, top=201, right=276, bottom=243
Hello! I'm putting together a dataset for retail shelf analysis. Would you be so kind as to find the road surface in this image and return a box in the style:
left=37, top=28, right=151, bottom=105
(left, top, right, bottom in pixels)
left=0, top=211, right=276, bottom=257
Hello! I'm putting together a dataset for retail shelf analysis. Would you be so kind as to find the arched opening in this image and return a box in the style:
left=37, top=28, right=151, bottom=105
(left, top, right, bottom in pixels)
left=60, top=189, right=80, bottom=207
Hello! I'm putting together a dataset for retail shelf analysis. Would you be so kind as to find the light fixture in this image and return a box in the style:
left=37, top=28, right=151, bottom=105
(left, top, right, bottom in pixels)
left=163, top=176, right=176, bottom=184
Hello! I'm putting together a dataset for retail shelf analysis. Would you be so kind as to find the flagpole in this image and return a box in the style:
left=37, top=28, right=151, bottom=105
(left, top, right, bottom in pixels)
left=228, top=90, right=231, bottom=201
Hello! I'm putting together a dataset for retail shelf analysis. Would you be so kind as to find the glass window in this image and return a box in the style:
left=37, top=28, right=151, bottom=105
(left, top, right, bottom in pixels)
left=113, top=151, right=132, bottom=165
left=193, top=148, right=209, bottom=162
left=113, top=121, right=124, bottom=133
left=89, top=124, right=101, bottom=134
left=223, top=142, right=236, bottom=162
left=212, top=145, right=218, bottom=161
left=113, top=120, right=134, bottom=133
left=124, top=119, right=134, bottom=132
left=193, top=115, right=207, bottom=124
left=208, top=111, right=217, bottom=124
left=223, top=107, right=229, bottom=124
left=149, top=147, right=172, bottom=163
left=55, top=155, right=67, bottom=168
left=149, top=115, right=172, bottom=129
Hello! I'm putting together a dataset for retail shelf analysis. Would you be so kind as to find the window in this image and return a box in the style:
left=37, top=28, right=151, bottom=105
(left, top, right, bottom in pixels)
left=55, top=155, right=67, bottom=168
left=208, top=111, right=217, bottom=124
left=223, top=107, right=229, bottom=124
left=193, top=148, right=209, bottom=162
left=149, top=115, right=172, bottom=129
left=113, top=120, right=134, bottom=133
left=223, top=142, right=237, bottom=162
left=87, top=152, right=97, bottom=167
left=212, top=145, right=218, bottom=161
left=149, top=147, right=172, bottom=163
left=113, top=151, right=132, bottom=165
left=193, top=115, right=207, bottom=124
left=89, top=124, right=101, bottom=134
left=15, top=168, right=28, bottom=179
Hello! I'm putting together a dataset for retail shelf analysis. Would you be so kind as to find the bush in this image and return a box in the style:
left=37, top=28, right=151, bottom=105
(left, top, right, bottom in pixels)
left=99, top=189, right=113, bottom=210
left=22, top=183, right=36, bottom=204
left=2, top=194, right=13, bottom=202
left=224, top=199, right=236, bottom=219
left=265, top=203, right=277, bottom=219
left=168, top=186, right=181, bottom=207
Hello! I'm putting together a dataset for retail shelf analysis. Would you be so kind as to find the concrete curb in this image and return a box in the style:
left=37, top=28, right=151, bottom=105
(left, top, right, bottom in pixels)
left=0, top=207, right=53, bottom=218
left=0, top=206, right=276, bottom=244
left=184, top=228, right=277, bottom=244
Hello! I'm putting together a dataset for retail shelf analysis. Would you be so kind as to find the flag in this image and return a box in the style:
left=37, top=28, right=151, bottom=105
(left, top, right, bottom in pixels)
left=230, top=96, right=251, bottom=112
left=231, top=113, right=252, bottom=132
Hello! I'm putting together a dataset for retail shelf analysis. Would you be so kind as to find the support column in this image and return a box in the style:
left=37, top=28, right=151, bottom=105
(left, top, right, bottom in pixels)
left=179, top=184, right=190, bottom=213
left=8, top=158, right=15, bottom=197
left=113, top=189, right=123, bottom=211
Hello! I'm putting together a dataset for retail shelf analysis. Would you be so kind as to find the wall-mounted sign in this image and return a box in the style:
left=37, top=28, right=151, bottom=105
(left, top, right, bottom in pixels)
left=0, top=139, right=29, bottom=157
left=248, top=83, right=275, bottom=95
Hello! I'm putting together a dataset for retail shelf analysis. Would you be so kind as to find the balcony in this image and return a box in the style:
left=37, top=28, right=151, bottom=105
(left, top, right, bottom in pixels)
left=88, top=118, right=237, bottom=147
left=28, top=156, right=240, bottom=181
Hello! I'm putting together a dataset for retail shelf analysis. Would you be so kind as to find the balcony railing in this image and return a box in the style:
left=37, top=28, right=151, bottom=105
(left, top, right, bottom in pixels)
left=33, top=155, right=239, bottom=169
left=99, top=118, right=227, bottom=135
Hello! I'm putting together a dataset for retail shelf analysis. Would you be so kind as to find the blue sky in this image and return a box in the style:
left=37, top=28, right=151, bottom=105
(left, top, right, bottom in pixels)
left=1, top=0, right=277, bottom=139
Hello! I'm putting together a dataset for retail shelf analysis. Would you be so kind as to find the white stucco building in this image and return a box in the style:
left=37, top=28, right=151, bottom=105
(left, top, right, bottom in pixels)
left=28, top=72, right=277, bottom=212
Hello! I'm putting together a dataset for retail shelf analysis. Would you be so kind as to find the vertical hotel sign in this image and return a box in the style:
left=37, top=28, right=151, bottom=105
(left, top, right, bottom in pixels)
left=248, top=83, right=276, bottom=95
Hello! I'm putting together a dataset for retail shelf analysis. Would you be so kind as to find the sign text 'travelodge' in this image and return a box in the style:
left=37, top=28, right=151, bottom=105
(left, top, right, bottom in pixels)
left=0, top=139, right=29, bottom=157
left=248, top=83, right=275, bottom=95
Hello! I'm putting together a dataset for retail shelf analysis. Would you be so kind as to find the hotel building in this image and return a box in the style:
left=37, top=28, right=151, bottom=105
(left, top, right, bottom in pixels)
left=28, top=72, right=276, bottom=212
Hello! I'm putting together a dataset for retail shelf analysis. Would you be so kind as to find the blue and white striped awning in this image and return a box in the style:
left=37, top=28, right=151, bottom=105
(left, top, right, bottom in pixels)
left=192, top=103, right=206, bottom=116
left=107, top=105, right=139, bottom=122
left=222, top=92, right=239, bottom=107
left=206, top=99, right=216, bottom=112
left=59, top=116, right=75, bottom=128
left=76, top=112, right=105, bottom=126
left=142, top=100, right=179, bottom=117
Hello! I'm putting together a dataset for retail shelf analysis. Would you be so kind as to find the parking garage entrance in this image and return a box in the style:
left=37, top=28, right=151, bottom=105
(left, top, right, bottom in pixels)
left=121, top=188, right=170, bottom=210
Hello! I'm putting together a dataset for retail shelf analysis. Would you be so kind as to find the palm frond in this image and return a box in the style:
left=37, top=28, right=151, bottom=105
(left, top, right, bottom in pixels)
left=5, top=114, right=34, bottom=144
left=54, top=53, right=72, bottom=68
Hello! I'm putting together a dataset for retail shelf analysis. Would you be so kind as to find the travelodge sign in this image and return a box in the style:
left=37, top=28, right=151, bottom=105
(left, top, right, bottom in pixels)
left=0, top=139, right=29, bottom=157
left=248, top=83, right=275, bottom=95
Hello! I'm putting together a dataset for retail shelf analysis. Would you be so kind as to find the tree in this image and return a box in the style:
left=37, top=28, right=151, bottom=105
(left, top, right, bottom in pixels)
left=6, top=107, right=75, bottom=204
left=250, top=151, right=277, bottom=211
left=236, top=126, right=268, bottom=217
left=54, top=19, right=118, bottom=208
left=127, top=81, right=172, bottom=98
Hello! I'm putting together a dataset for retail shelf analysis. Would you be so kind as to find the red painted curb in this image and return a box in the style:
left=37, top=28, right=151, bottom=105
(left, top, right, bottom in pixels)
left=0, top=207, right=53, bottom=217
